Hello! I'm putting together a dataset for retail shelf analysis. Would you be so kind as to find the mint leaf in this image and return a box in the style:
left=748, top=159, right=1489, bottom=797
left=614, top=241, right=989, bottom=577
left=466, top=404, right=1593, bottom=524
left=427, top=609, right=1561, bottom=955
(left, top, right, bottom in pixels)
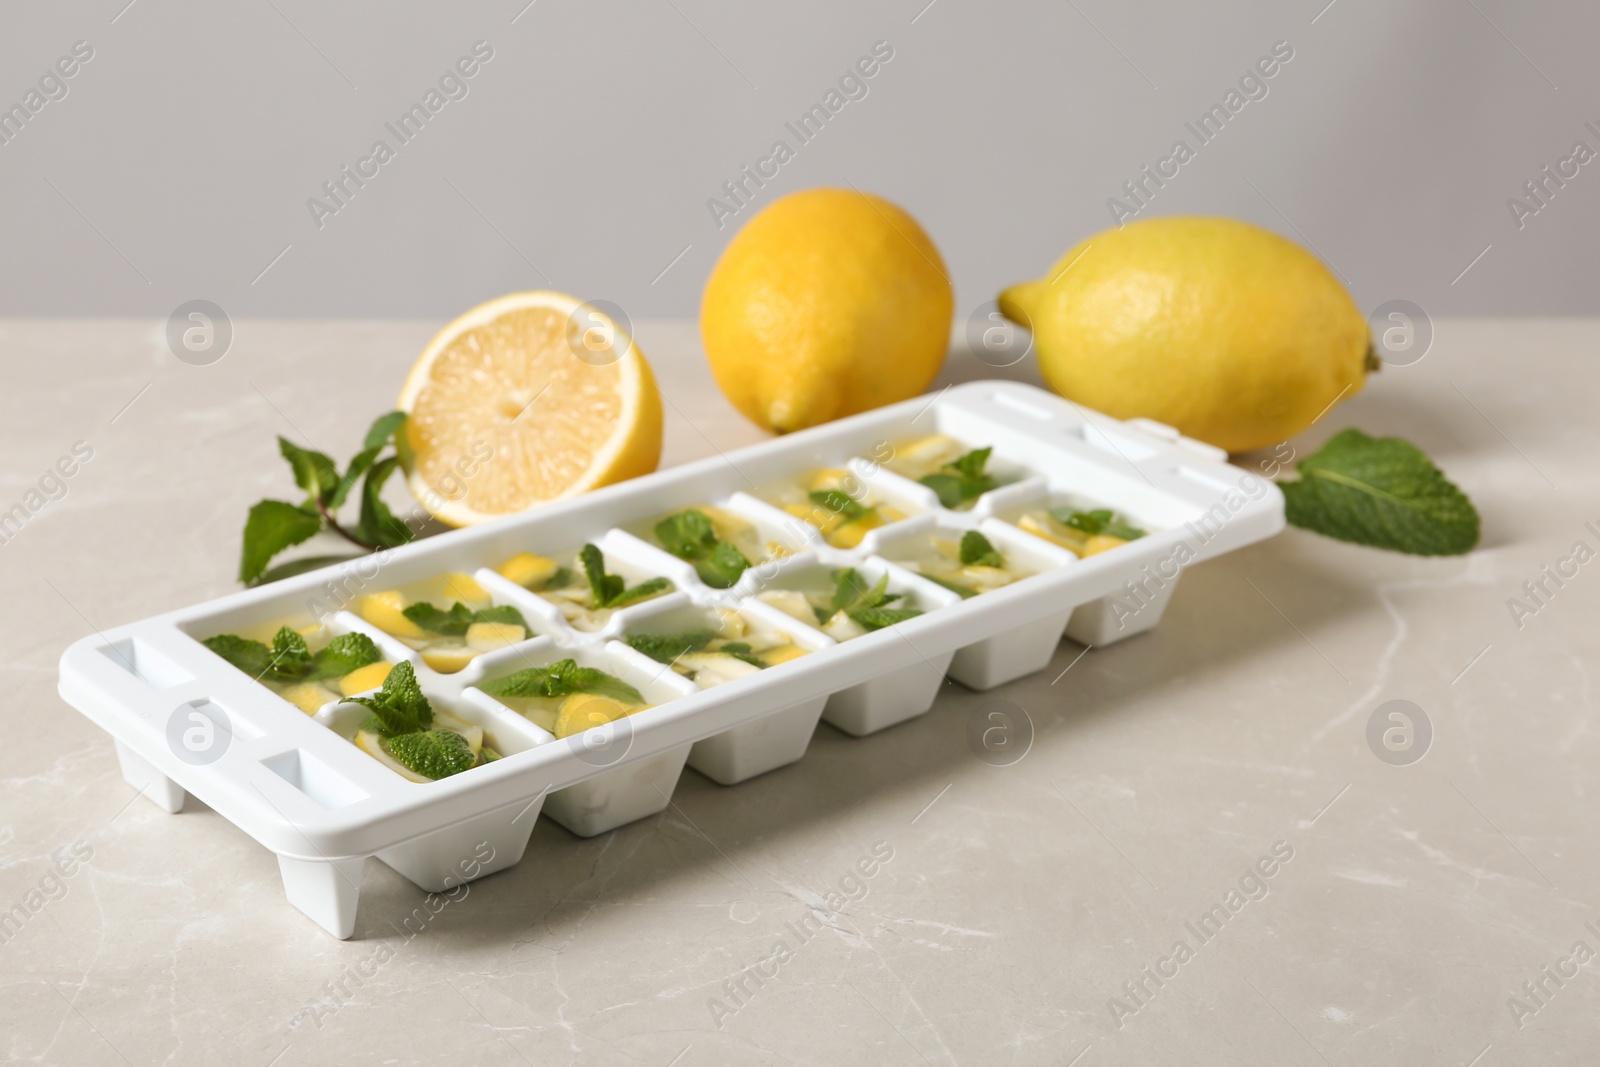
left=355, top=455, right=413, bottom=549
left=626, top=630, right=714, bottom=664
left=330, top=414, right=406, bottom=512
left=239, top=499, right=322, bottom=584
left=848, top=607, right=923, bottom=631
left=809, top=490, right=868, bottom=521
left=949, top=447, right=992, bottom=481
left=202, top=634, right=273, bottom=678
left=654, top=510, right=750, bottom=588
left=1048, top=508, right=1146, bottom=541
left=329, top=444, right=382, bottom=511
left=831, top=569, right=898, bottom=614
left=472, top=604, right=529, bottom=631
left=579, top=543, right=671, bottom=607
left=278, top=437, right=340, bottom=504
left=267, top=626, right=312, bottom=680
left=1281, top=428, right=1480, bottom=556
left=479, top=659, right=643, bottom=704
left=203, top=627, right=342, bottom=683
left=383, top=729, right=475, bottom=780
left=604, top=576, right=673, bottom=608
left=399, top=601, right=527, bottom=637
left=311, top=632, right=382, bottom=680
left=918, top=473, right=970, bottom=509
left=696, top=540, right=750, bottom=589
left=654, top=509, right=717, bottom=557
left=363, top=410, right=407, bottom=451
left=402, top=601, right=476, bottom=636
left=716, top=641, right=767, bottom=668
left=921, top=448, right=998, bottom=508
left=580, top=542, right=625, bottom=606
left=347, top=660, right=433, bottom=736
left=959, top=530, right=1003, bottom=568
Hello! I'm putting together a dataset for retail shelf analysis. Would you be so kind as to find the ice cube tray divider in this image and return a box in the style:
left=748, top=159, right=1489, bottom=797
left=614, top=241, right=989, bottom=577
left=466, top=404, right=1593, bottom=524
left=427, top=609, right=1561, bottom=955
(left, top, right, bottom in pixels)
left=58, top=381, right=1283, bottom=938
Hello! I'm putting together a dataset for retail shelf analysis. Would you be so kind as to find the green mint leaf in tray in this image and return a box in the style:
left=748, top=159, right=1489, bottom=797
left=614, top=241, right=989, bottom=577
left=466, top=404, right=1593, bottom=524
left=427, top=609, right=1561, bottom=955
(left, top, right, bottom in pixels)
left=346, top=661, right=433, bottom=736
left=958, top=530, right=1003, bottom=568
left=479, top=658, right=643, bottom=705
left=653, top=510, right=751, bottom=589
left=383, top=729, right=475, bottom=780
left=310, top=632, right=382, bottom=680
left=625, top=630, right=715, bottom=664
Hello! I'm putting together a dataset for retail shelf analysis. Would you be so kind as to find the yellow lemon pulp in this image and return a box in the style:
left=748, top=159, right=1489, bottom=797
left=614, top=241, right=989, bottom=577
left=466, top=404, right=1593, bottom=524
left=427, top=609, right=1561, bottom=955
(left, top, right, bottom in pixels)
left=552, top=693, right=638, bottom=740
left=498, top=552, right=559, bottom=589
left=338, top=661, right=393, bottom=697
left=280, top=681, right=337, bottom=715
left=441, top=572, right=489, bottom=605
left=421, top=645, right=477, bottom=674
left=359, top=591, right=424, bottom=640
left=398, top=291, right=663, bottom=526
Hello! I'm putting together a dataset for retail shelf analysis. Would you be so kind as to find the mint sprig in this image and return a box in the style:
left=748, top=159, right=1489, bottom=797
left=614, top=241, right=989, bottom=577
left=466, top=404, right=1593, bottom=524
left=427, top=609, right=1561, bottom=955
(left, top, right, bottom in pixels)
left=959, top=530, right=1004, bottom=568
left=308, top=632, right=384, bottom=680
left=654, top=510, right=751, bottom=589
left=479, top=658, right=643, bottom=704
left=238, top=411, right=413, bottom=585
left=347, top=660, right=433, bottom=736
left=202, top=626, right=381, bottom=684
left=625, top=629, right=715, bottom=664
left=1281, top=428, right=1480, bottom=556
left=579, top=543, right=673, bottom=608
left=717, top=641, right=767, bottom=668
left=1049, top=507, right=1146, bottom=541
left=401, top=601, right=529, bottom=637
left=827, top=568, right=924, bottom=631
left=920, top=447, right=999, bottom=508
left=809, top=489, right=870, bottom=521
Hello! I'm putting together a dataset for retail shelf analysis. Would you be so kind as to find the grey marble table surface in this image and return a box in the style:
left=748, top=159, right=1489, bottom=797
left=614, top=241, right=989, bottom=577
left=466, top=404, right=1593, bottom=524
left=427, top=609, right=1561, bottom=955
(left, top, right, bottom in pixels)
left=2, top=318, right=1595, bottom=1066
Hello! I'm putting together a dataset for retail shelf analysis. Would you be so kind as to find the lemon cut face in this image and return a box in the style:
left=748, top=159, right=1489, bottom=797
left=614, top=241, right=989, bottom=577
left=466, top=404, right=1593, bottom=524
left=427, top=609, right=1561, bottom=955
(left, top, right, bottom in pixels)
left=398, top=291, right=663, bottom=526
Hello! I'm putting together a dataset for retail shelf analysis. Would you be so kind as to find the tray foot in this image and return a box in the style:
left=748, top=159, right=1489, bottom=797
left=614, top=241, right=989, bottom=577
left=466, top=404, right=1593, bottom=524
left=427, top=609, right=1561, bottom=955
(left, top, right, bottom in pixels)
left=689, top=696, right=826, bottom=785
left=824, top=653, right=954, bottom=737
left=948, top=609, right=1074, bottom=690
left=377, top=796, right=543, bottom=893
left=278, top=854, right=365, bottom=939
left=114, top=740, right=185, bottom=813
left=1066, top=576, right=1179, bottom=646
left=544, top=744, right=692, bottom=838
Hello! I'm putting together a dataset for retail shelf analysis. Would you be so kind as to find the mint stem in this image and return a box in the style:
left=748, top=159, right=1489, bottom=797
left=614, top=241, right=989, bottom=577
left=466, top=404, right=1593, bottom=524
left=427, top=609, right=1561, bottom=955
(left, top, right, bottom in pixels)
left=314, top=497, right=380, bottom=552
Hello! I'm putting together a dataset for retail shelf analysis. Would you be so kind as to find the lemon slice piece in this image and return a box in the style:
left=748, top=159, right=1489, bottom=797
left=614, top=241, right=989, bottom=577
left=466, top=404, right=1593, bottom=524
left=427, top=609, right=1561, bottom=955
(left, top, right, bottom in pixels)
left=553, top=693, right=637, bottom=740
left=398, top=291, right=664, bottom=527
left=421, top=644, right=477, bottom=674
left=338, top=661, right=393, bottom=697
left=360, top=591, right=425, bottom=640
left=498, top=552, right=559, bottom=589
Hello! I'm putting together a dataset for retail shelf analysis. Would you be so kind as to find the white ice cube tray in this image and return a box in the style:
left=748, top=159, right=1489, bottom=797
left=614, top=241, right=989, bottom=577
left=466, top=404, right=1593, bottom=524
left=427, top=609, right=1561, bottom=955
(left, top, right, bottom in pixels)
left=57, top=381, right=1283, bottom=937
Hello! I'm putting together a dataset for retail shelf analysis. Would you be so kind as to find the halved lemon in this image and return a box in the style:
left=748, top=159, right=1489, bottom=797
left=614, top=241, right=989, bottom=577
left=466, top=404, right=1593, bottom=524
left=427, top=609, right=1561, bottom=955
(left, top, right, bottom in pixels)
left=398, top=291, right=663, bottom=527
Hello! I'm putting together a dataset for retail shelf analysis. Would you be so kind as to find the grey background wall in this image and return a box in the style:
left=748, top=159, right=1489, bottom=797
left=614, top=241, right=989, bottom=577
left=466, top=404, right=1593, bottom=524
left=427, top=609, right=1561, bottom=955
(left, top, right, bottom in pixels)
left=0, top=0, right=1594, bottom=324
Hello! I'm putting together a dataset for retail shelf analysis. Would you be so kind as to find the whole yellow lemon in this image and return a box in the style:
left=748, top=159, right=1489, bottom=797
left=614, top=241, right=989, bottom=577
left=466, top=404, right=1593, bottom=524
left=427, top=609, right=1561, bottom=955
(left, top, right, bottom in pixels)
left=999, top=217, right=1371, bottom=453
left=702, top=188, right=953, bottom=433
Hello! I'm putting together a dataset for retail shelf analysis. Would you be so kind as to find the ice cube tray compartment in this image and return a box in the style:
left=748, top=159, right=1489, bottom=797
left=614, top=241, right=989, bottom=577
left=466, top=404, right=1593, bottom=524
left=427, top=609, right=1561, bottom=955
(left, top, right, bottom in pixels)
left=58, top=381, right=1283, bottom=938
